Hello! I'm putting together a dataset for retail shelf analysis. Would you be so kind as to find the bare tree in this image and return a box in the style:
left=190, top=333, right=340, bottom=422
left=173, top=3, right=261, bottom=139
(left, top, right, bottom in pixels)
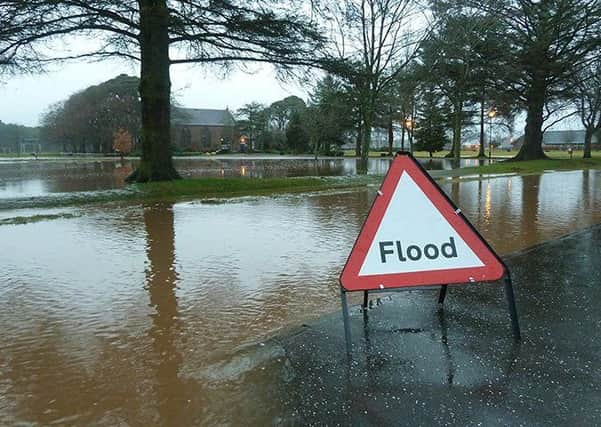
left=418, top=2, right=519, bottom=160
left=2, top=0, right=324, bottom=181
left=571, top=56, right=601, bottom=158
left=318, top=0, right=426, bottom=169
left=0, top=1, right=42, bottom=77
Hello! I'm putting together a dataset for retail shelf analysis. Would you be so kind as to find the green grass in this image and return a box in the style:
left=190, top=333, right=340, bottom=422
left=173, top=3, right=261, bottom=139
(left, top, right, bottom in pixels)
left=461, top=157, right=601, bottom=175
left=545, top=150, right=601, bottom=160
left=135, top=176, right=364, bottom=198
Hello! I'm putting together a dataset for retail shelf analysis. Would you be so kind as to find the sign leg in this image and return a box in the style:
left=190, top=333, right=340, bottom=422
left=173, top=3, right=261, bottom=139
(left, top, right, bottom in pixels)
left=504, top=275, right=521, bottom=340
left=438, top=285, right=448, bottom=306
left=362, top=305, right=371, bottom=354
left=363, top=290, right=369, bottom=310
left=340, top=288, right=352, bottom=356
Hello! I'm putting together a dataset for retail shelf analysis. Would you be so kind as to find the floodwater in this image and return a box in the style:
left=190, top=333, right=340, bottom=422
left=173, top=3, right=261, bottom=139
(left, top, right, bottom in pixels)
left=1, top=168, right=600, bottom=425
left=0, top=156, right=489, bottom=199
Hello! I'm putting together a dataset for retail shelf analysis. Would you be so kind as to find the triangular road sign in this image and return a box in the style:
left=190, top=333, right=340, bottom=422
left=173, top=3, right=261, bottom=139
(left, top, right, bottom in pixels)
left=340, top=153, right=505, bottom=291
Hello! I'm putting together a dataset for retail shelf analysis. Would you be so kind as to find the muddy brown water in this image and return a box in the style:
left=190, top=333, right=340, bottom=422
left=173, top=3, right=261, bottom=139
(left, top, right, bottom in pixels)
left=0, top=168, right=600, bottom=425
left=0, top=156, right=490, bottom=199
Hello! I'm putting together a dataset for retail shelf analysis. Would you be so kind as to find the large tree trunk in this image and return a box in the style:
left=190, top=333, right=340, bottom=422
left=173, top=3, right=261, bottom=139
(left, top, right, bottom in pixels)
left=359, top=89, right=377, bottom=171
left=401, top=126, right=405, bottom=152
left=355, top=119, right=362, bottom=157
left=127, top=0, right=180, bottom=183
left=144, top=202, right=188, bottom=423
left=514, top=77, right=548, bottom=161
left=583, top=126, right=593, bottom=159
left=359, top=113, right=372, bottom=174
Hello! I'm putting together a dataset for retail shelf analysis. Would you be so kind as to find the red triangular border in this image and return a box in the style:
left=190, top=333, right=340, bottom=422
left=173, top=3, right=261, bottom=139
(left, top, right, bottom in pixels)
left=340, top=154, right=505, bottom=291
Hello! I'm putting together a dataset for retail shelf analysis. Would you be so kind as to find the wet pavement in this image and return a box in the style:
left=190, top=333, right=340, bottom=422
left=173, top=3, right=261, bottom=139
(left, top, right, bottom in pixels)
left=273, top=224, right=601, bottom=425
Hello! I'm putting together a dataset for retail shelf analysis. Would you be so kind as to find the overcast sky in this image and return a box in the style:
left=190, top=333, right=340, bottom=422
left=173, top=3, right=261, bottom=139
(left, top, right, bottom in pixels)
left=0, top=55, right=581, bottom=134
left=0, top=59, right=309, bottom=127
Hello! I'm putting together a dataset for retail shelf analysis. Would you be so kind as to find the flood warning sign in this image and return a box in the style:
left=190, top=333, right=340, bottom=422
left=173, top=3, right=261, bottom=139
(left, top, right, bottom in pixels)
left=340, top=154, right=505, bottom=291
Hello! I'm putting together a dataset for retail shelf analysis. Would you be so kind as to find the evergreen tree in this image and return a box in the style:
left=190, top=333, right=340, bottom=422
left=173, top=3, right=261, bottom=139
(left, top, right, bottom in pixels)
left=414, top=90, right=449, bottom=157
left=285, top=111, right=309, bottom=154
left=419, top=4, right=512, bottom=159
left=235, top=103, right=269, bottom=151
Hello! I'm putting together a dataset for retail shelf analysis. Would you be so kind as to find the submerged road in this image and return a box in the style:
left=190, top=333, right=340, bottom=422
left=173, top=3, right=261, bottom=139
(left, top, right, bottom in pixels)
left=272, top=225, right=601, bottom=425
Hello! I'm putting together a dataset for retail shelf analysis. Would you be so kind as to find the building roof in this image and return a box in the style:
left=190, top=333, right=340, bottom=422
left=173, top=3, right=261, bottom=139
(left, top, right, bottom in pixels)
left=512, top=130, right=599, bottom=146
left=173, top=108, right=235, bottom=127
left=543, top=130, right=589, bottom=145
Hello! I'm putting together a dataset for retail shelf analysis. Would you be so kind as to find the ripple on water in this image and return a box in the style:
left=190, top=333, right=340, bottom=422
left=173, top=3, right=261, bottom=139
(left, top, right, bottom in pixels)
left=0, top=169, right=600, bottom=425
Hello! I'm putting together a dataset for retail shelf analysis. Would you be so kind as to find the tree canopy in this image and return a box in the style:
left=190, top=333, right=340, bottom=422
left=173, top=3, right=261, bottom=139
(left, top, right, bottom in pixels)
left=41, top=74, right=141, bottom=153
left=0, top=120, right=39, bottom=153
left=317, top=0, right=424, bottom=168
left=462, top=0, right=601, bottom=160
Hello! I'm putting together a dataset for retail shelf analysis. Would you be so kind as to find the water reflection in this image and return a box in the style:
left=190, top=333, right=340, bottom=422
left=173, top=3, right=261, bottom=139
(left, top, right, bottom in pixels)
left=521, top=175, right=541, bottom=244
left=0, top=207, right=147, bottom=425
left=0, top=156, right=491, bottom=199
left=436, top=170, right=601, bottom=254
left=0, top=160, right=135, bottom=199
left=144, top=203, right=189, bottom=424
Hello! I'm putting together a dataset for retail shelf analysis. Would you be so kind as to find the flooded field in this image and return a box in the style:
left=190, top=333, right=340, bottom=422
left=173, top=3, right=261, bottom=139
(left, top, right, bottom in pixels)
left=0, top=156, right=489, bottom=199
left=1, top=167, right=600, bottom=425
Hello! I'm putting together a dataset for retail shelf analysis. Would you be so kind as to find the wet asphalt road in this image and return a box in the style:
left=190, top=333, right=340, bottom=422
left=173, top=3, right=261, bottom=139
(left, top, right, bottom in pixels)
left=273, top=224, right=601, bottom=426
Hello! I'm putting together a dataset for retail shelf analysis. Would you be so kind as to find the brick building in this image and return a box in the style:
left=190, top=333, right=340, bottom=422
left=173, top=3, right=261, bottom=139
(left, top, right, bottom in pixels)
left=172, top=108, right=239, bottom=152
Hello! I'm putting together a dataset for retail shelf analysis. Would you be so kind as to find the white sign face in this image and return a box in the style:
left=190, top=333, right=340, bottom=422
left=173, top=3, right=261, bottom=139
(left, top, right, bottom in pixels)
left=358, top=172, right=484, bottom=277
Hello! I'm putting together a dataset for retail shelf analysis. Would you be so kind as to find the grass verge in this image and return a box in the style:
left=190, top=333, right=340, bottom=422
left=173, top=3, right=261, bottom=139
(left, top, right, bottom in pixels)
left=136, top=176, right=376, bottom=199
left=460, top=157, right=601, bottom=175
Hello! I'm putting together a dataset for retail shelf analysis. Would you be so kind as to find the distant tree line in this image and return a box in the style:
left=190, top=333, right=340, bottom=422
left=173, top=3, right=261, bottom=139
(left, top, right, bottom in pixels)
left=42, top=74, right=141, bottom=154
left=235, top=77, right=354, bottom=156
left=37, top=75, right=355, bottom=157
left=310, top=0, right=601, bottom=163
left=0, top=120, right=39, bottom=153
